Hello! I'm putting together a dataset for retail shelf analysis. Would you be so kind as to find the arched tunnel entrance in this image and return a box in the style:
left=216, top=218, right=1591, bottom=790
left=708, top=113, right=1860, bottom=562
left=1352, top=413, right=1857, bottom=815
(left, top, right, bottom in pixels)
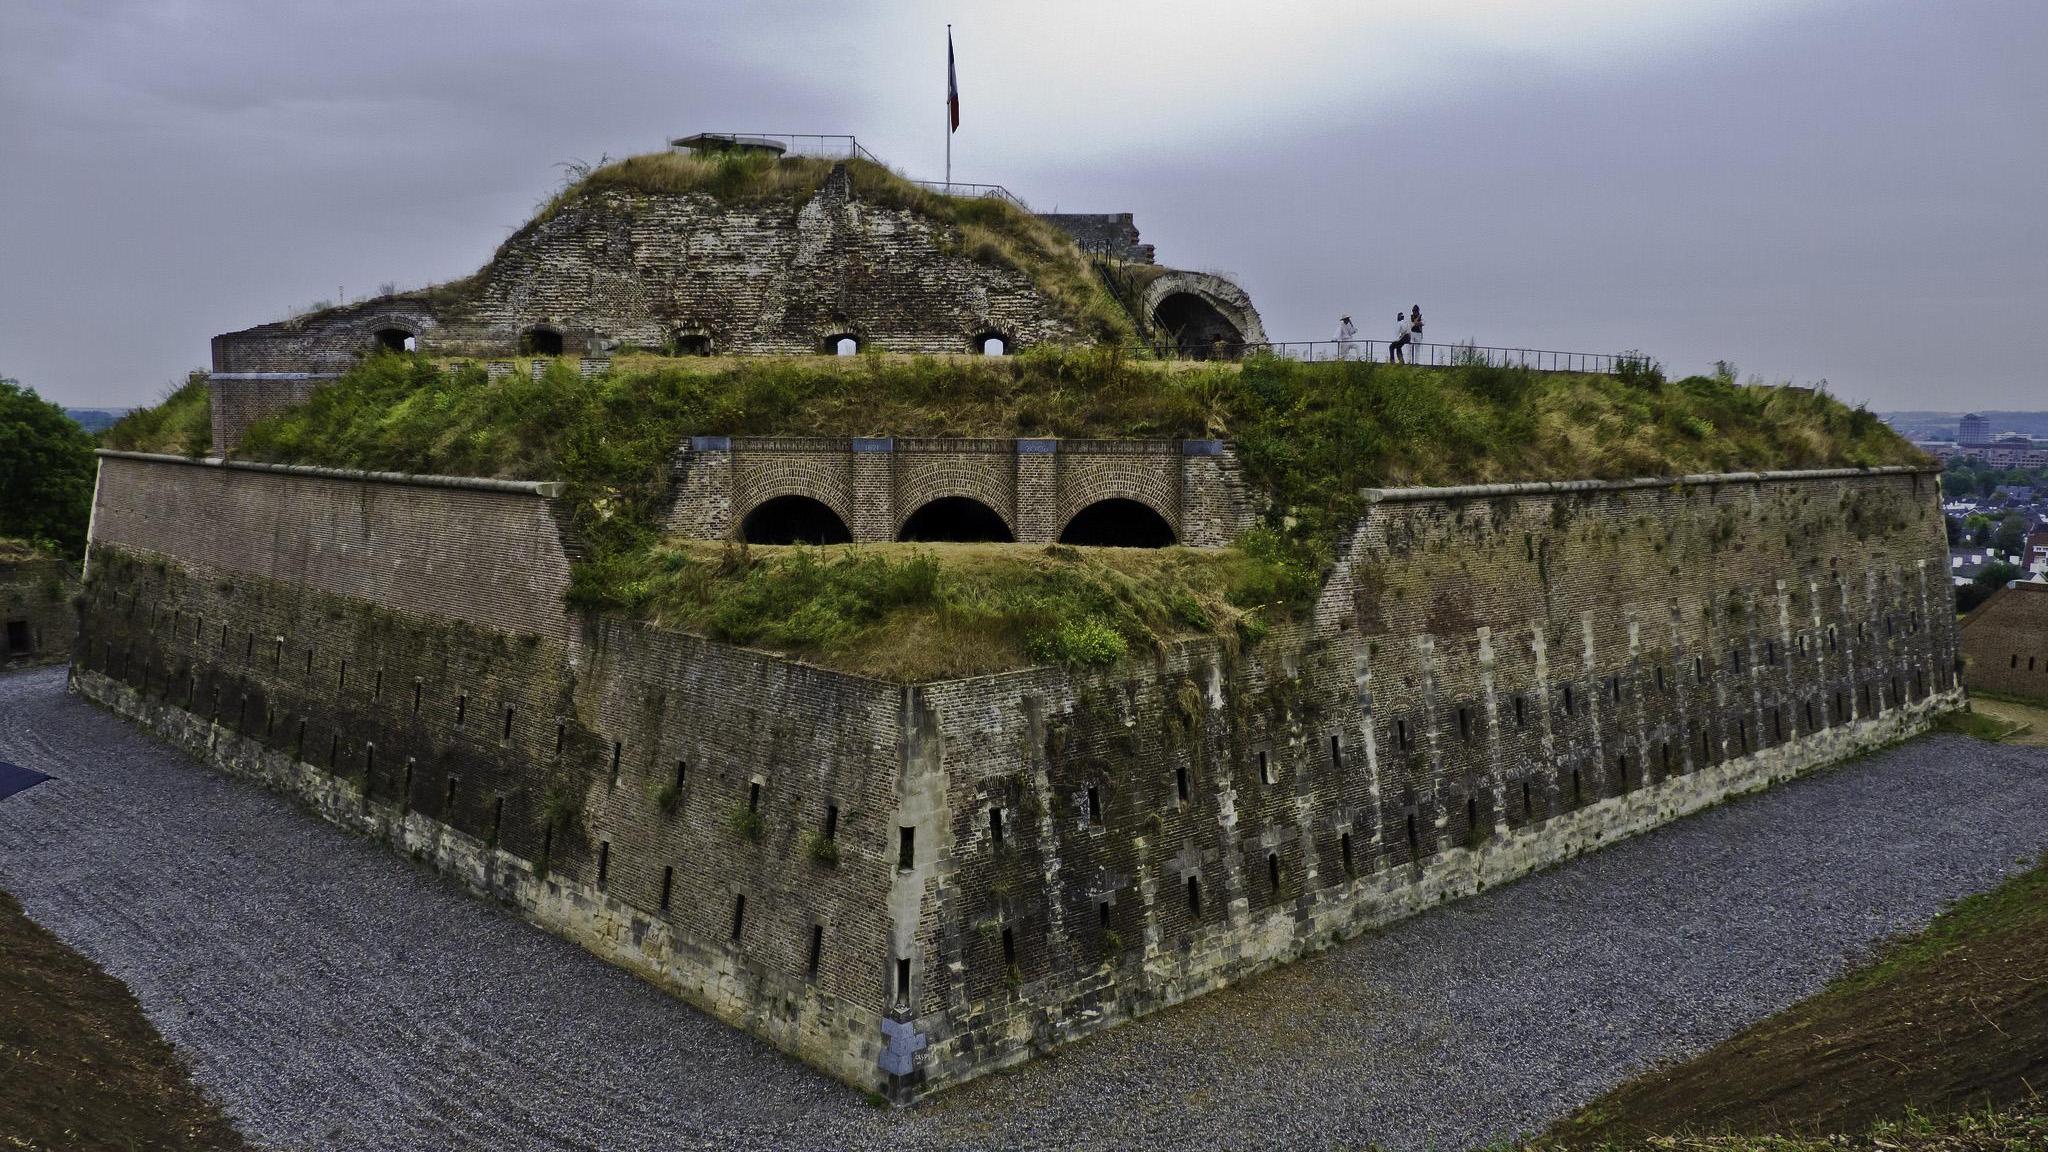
left=1059, top=499, right=1177, bottom=548
left=740, top=496, right=853, bottom=545
left=1152, top=292, right=1245, bottom=360
left=899, top=497, right=1014, bottom=543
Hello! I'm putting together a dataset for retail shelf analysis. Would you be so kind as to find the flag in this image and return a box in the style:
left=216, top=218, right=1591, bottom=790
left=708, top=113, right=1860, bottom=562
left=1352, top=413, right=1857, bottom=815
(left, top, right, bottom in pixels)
left=947, top=29, right=960, bottom=132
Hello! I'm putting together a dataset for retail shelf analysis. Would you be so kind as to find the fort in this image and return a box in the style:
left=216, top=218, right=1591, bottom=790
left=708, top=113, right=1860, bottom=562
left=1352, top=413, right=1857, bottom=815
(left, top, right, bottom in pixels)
left=70, top=139, right=1961, bottom=1103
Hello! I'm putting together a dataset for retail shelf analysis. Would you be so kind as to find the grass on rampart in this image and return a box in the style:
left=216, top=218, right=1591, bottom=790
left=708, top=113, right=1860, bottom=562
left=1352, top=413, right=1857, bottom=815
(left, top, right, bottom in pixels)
left=100, top=373, right=212, bottom=456
left=211, top=349, right=1920, bottom=674
left=611, top=541, right=1274, bottom=680
left=1541, top=854, right=2048, bottom=1148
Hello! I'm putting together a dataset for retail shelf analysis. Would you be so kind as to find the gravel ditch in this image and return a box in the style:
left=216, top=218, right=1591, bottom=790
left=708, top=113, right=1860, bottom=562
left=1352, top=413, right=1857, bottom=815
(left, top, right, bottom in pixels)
left=3, top=664, right=2045, bottom=1151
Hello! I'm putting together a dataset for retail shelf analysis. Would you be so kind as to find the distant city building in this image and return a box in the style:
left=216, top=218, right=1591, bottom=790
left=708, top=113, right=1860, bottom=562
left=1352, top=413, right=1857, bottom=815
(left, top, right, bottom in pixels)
left=1960, top=412, right=1992, bottom=444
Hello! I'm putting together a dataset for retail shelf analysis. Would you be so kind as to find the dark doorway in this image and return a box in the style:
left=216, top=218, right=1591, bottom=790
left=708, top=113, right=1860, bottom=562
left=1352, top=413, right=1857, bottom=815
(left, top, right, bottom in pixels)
left=5, top=620, right=29, bottom=655
left=373, top=328, right=416, bottom=353
left=899, top=497, right=1013, bottom=543
left=674, top=333, right=713, bottom=356
left=975, top=333, right=1008, bottom=356
left=521, top=328, right=565, bottom=356
left=1059, top=499, right=1176, bottom=547
left=827, top=334, right=860, bottom=356
left=740, top=497, right=853, bottom=545
left=1152, top=293, right=1244, bottom=360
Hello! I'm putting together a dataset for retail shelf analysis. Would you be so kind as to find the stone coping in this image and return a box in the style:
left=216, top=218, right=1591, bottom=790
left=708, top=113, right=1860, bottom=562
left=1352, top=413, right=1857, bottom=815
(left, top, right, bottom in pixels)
left=1363, top=464, right=1940, bottom=504
left=94, top=450, right=566, bottom=498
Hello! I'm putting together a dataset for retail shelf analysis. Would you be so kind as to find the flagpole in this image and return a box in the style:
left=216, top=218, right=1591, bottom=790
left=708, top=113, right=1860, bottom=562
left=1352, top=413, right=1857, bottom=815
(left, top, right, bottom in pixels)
left=945, top=24, right=952, bottom=190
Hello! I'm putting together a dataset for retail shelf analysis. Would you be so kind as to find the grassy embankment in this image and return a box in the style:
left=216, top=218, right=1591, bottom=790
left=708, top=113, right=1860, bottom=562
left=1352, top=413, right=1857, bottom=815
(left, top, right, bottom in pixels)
left=1541, top=840, right=2048, bottom=1150
left=108, top=351, right=1923, bottom=678
left=0, top=889, right=248, bottom=1150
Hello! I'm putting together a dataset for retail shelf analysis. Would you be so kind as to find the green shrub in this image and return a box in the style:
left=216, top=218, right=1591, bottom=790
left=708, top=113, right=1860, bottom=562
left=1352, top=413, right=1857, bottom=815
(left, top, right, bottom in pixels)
left=726, top=804, right=765, bottom=842
left=804, top=831, right=840, bottom=867
left=101, top=373, right=213, bottom=459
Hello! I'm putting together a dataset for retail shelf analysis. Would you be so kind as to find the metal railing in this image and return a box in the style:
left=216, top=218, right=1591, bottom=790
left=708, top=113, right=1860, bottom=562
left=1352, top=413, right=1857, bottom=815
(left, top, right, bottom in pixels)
left=910, top=180, right=1029, bottom=210
left=673, top=133, right=889, bottom=166
left=1220, top=340, right=1621, bottom=373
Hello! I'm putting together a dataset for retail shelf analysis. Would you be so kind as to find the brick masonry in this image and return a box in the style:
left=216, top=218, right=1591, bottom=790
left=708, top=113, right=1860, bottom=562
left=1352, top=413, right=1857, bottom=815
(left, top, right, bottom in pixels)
left=70, top=454, right=1962, bottom=1102
left=1960, top=581, right=2048, bottom=704
left=1, top=550, right=78, bottom=670
left=665, top=436, right=1259, bottom=546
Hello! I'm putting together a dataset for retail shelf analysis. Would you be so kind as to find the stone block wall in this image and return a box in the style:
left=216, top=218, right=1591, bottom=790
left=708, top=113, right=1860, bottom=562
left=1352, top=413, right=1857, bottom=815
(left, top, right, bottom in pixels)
left=1, top=551, right=78, bottom=670
left=1961, top=581, right=2048, bottom=703
left=70, top=453, right=1963, bottom=1103
left=890, top=466, right=1961, bottom=1095
left=664, top=436, right=1259, bottom=547
left=209, top=165, right=1095, bottom=376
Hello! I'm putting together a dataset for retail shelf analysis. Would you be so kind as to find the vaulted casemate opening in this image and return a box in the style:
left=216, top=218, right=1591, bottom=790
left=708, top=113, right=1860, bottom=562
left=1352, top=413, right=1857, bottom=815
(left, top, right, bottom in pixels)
left=740, top=496, right=853, bottom=545
left=1058, top=499, right=1176, bottom=547
left=898, top=497, right=1013, bottom=543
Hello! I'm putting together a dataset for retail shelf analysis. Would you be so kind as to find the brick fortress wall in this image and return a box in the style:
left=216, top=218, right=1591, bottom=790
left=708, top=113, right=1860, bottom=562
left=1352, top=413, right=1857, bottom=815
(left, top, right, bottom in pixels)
left=1961, top=581, right=2048, bottom=704
left=1, top=552, right=78, bottom=669
left=69, top=453, right=1963, bottom=1101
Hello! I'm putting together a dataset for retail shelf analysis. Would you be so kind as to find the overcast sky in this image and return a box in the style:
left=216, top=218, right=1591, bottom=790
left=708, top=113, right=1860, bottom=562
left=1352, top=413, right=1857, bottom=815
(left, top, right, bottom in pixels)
left=3, top=1, right=2042, bottom=411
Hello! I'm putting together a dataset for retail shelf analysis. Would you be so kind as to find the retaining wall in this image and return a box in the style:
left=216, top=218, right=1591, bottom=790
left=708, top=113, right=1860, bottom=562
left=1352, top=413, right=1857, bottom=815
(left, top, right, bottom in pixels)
left=71, top=452, right=1963, bottom=1102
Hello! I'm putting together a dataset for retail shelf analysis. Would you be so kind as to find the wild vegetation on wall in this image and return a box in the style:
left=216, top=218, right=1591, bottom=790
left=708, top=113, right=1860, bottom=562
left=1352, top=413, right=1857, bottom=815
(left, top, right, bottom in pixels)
left=100, top=374, right=212, bottom=458
left=205, top=349, right=1922, bottom=673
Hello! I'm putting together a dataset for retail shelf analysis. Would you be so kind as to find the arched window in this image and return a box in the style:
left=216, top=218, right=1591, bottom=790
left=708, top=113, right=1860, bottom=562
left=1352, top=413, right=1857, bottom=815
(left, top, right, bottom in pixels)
left=373, top=328, right=416, bottom=353
left=826, top=334, right=860, bottom=356
left=740, top=497, right=853, bottom=545
left=521, top=327, right=565, bottom=357
left=975, top=333, right=1008, bottom=356
left=898, top=497, right=1013, bottom=543
left=1058, top=499, right=1176, bottom=547
left=1151, top=293, right=1245, bottom=360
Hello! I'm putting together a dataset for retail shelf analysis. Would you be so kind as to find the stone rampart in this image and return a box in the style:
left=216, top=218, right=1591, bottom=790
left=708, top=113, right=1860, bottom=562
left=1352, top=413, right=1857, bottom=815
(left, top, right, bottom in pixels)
left=665, top=435, right=1259, bottom=547
left=70, top=454, right=1962, bottom=1102
left=1961, top=581, right=2048, bottom=704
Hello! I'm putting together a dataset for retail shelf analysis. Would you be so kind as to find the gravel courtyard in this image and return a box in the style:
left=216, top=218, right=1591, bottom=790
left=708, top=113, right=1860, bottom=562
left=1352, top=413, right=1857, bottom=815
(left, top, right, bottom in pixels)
left=3, top=664, right=2045, bottom=1152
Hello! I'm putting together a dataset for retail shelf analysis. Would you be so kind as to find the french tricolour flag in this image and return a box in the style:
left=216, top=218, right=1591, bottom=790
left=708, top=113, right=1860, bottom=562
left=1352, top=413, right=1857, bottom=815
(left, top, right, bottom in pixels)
left=947, top=29, right=960, bottom=132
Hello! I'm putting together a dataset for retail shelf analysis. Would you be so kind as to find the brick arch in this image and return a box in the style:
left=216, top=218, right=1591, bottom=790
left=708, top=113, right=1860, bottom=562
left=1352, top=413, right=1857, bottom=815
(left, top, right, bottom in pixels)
left=1054, top=459, right=1179, bottom=539
left=894, top=462, right=1017, bottom=537
left=732, top=462, right=855, bottom=533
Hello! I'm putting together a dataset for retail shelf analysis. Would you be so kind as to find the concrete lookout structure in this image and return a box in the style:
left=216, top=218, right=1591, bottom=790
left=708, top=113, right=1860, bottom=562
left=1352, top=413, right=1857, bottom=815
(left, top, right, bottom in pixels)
left=71, top=450, right=1961, bottom=1101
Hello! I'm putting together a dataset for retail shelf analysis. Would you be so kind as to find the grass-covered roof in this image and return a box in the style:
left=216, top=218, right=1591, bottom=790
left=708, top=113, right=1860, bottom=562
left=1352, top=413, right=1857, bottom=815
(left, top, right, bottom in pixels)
left=105, top=350, right=1926, bottom=678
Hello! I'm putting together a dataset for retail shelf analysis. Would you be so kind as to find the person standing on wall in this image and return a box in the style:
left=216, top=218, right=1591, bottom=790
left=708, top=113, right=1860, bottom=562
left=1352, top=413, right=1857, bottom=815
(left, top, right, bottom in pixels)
left=1390, top=312, right=1411, bottom=363
left=1408, top=305, right=1425, bottom=364
left=1333, top=314, right=1359, bottom=360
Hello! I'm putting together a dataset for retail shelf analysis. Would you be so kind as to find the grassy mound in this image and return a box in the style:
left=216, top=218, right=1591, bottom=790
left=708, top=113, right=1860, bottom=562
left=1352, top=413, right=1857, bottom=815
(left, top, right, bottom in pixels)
left=203, top=350, right=1921, bottom=674
left=101, top=373, right=212, bottom=457
left=1542, top=854, right=2048, bottom=1147
left=589, top=541, right=1291, bottom=680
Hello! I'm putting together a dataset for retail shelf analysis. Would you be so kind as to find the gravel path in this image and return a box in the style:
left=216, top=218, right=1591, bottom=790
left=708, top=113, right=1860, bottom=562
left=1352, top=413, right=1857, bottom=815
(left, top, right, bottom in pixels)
left=4, top=664, right=2046, bottom=1152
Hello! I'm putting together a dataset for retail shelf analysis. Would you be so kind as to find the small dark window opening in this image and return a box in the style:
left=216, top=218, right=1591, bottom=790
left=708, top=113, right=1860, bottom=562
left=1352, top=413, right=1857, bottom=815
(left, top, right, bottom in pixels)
left=988, top=806, right=1003, bottom=845
left=338, top=659, right=347, bottom=693
left=1514, top=695, right=1527, bottom=727
left=806, top=924, right=824, bottom=974
left=611, top=742, right=624, bottom=786
left=1001, top=926, right=1017, bottom=964
left=660, top=866, right=674, bottom=911
left=596, top=841, right=610, bottom=888
left=674, top=760, right=687, bottom=790
left=502, top=706, right=514, bottom=740
left=824, top=803, right=840, bottom=840
left=372, top=669, right=382, bottom=699
left=1660, top=739, right=1672, bottom=770
left=555, top=721, right=566, bottom=756
left=1266, top=851, right=1282, bottom=892
left=1771, top=708, right=1784, bottom=743
left=1098, top=900, right=1113, bottom=927
left=1765, top=641, right=1777, bottom=666
left=1571, top=766, right=1584, bottom=804
left=1731, top=648, right=1745, bottom=675
left=1614, top=753, right=1629, bottom=792
left=1694, top=655, right=1705, bottom=682
left=1340, top=831, right=1355, bottom=875
left=412, top=679, right=422, bottom=715
left=1186, top=874, right=1203, bottom=917
left=747, top=781, right=761, bottom=813
left=445, top=775, right=458, bottom=811
left=1737, top=718, right=1748, bottom=750
left=522, top=327, right=564, bottom=356
left=1465, top=796, right=1480, bottom=837
left=328, top=733, right=339, bottom=767
left=1087, top=785, right=1103, bottom=825
left=1655, top=666, right=1666, bottom=692
left=1521, top=779, right=1533, bottom=818
left=730, top=894, right=746, bottom=941
left=1608, top=675, right=1621, bottom=704
left=899, top=827, right=916, bottom=869
left=456, top=692, right=467, bottom=727
left=1804, top=700, right=1816, bottom=730
left=1456, top=705, right=1472, bottom=741
left=1330, top=733, right=1343, bottom=770
left=491, top=796, right=504, bottom=844
left=543, top=824, right=553, bottom=860
left=1176, top=766, right=1190, bottom=803
left=1395, top=718, right=1411, bottom=750
left=895, top=957, right=911, bottom=1003
left=1257, top=751, right=1273, bottom=786
left=1562, top=684, right=1575, bottom=716
left=1405, top=812, right=1420, bottom=859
